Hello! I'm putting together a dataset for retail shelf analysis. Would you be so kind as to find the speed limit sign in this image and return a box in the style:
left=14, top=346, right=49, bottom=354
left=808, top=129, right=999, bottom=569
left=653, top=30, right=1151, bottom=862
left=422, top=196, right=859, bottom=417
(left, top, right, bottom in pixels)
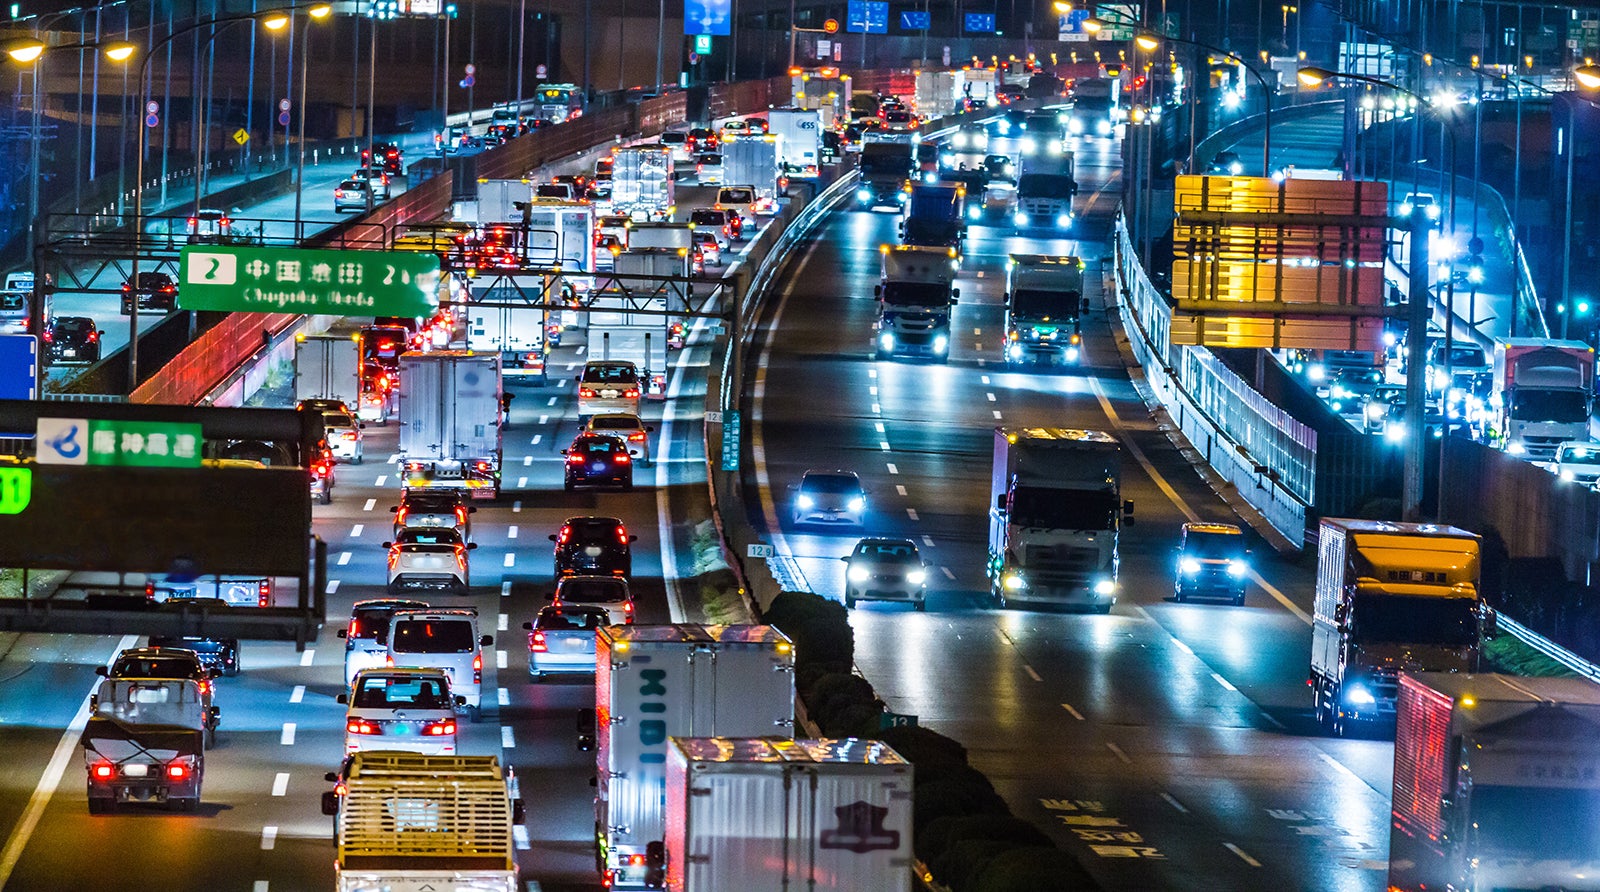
left=278, top=98, right=291, bottom=112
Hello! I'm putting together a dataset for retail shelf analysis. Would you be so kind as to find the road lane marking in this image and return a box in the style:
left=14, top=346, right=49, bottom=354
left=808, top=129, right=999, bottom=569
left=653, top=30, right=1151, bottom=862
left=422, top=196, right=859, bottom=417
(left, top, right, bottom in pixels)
left=290, top=685, right=305, bottom=704
left=986, top=392, right=996, bottom=401
left=974, top=328, right=983, bottom=335
left=1211, top=672, right=1237, bottom=692
left=1161, top=792, right=1190, bottom=814
left=501, top=726, right=516, bottom=748
left=922, top=536, right=935, bottom=547
left=1224, top=843, right=1261, bottom=868
left=501, top=581, right=512, bottom=597
left=547, top=396, right=557, bottom=406
left=871, top=403, right=881, bottom=413
left=941, top=566, right=955, bottom=580
left=281, top=723, right=296, bottom=745
left=1105, top=742, right=1132, bottom=765
left=992, top=410, right=1002, bottom=419
left=513, top=825, right=531, bottom=851
left=875, top=422, right=886, bottom=433
left=1061, top=703, right=1084, bottom=720
left=896, top=484, right=907, bottom=496
left=375, top=475, right=387, bottom=487
left=508, top=525, right=518, bottom=539
left=338, top=551, right=351, bottom=566
left=362, top=498, right=376, bottom=511
left=261, top=826, right=278, bottom=850
left=300, top=649, right=315, bottom=667
left=272, top=773, right=290, bottom=797
left=253, top=883, right=269, bottom=892
left=879, top=441, right=891, bottom=451
left=523, top=455, right=533, bottom=466
left=1171, top=638, right=1195, bottom=656
left=513, top=500, right=523, bottom=512
left=497, top=613, right=508, bottom=631
left=974, top=342, right=982, bottom=351
left=869, top=386, right=878, bottom=396
left=538, top=414, right=549, bottom=425
left=657, top=322, right=696, bottom=623
left=351, top=524, right=364, bottom=537
left=532, top=434, right=542, bottom=445
left=496, top=650, right=508, bottom=669
left=498, top=687, right=510, bottom=706
left=576, top=345, right=586, bottom=355
left=886, top=463, right=899, bottom=474
left=503, top=553, right=515, bottom=567
left=518, top=476, right=528, bottom=487
left=981, top=375, right=991, bottom=384
left=906, top=508, right=919, bottom=520
left=0, top=634, right=137, bottom=886
left=1023, top=664, right=1042, bottom=682
left=868, top=368, right=877, bottom=378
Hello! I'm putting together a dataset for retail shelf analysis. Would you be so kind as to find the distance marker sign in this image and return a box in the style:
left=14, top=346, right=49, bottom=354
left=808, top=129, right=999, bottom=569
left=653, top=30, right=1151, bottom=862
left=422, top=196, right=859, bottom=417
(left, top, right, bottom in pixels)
left=178, top=245, right=441, bottom=317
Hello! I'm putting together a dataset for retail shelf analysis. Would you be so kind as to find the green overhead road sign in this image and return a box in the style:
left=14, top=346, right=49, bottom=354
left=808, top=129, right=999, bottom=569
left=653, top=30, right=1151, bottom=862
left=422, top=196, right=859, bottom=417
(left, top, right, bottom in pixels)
left=0, top=468, right=30, bottom=514
left=36, top=417, right=203, bottom=469
left=178, top=245, right=441, bottom=317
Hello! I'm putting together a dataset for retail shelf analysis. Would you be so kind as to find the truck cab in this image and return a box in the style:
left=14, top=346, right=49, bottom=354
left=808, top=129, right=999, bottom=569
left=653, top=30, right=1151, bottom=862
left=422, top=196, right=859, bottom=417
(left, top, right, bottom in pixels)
left=1014, top=152, right=1077, bottom=229
left=873, top=245, right=959, bottom=362
left=857, top=140, right=915, bottom=210
left=1004, top=254, right=1087, bottom=366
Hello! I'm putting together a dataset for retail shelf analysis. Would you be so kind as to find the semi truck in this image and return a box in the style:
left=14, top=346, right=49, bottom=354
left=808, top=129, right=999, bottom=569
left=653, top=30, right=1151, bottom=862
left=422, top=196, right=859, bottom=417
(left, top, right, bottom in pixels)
left=294, top=333, right=362, bottom=411
left=327, top=752, right=524, bottom=892
left=718, top=133, right=781, bottom=211
left=767, top=108, right=822, bottom=178
left=604, top=248, right=685, bottom=385
left=857, top=140, right=916, bottom=210
left=1014, top=152, right=1077, bottom=229
left=914, top=69, right=962, bottom=118
left=899, top=183, right=966, bottom=260
left=988, top=427, right=1133, bottom=612
left=1004, top=254, right=1087, bottom=366
left=611, top=147, right=675, bottom=220
left=593, top=624, right=796, bottom=890
left=873, top=244, right=959, bottom=362
left=1491, top=338, right=1595, bottom=461
left=1309, top=518, right=1484, bottom=736
left=398, top=350, right=504, bottom=499
left=1068, top=78, right=1118, bottom=137
left=1390, top=673, right=1600, bottom=892
left=663, top=737, right=914, bottom=892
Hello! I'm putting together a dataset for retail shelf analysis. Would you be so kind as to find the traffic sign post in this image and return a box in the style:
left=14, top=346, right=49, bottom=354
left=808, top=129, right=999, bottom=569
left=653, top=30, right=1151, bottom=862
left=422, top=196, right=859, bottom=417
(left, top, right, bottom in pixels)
left=177, top=246, right=441, bottom=317
left=232, top=128, right=250, bottom=146
left=36, top=418, right=204, bottom=469
left=879, top=711, right=918, bottom=730
left=694, top=34, right=712, bottom=54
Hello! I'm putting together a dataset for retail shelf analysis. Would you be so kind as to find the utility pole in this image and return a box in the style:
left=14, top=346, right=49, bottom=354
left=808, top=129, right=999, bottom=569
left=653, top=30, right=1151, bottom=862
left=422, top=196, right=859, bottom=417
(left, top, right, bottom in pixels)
left=1402, top=204, right=1433, bottom=522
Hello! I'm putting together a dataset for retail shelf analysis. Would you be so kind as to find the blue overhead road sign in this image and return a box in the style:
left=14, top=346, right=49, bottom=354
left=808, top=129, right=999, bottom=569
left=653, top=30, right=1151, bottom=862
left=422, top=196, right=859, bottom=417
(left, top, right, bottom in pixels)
left=964, top=12, right=996, bottom=32
left=900, top=10, right=929, bottom=30
left=847, top=0, right=888, bottom=33
left=0, top=334, right=37, bottom=401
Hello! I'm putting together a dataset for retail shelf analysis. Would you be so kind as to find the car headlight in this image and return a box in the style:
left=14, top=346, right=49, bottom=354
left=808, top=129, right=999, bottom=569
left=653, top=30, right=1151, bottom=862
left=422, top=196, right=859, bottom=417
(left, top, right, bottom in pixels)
left=933, top=334, right=948, bottom=353
left=1227, top=560, right=1248, bottom=577
left=1093, top=579, right=1116, bottom=596
left=1345, top=685, right=1376, bottom=706
left=847, top=565, right=871, bottom=583
left=940, top=154, right=955, bottom=167
left=1020, top=138, right=1037, bottom=154
left=1065, top=346, right=1080, bottom=362
left=1050, top=140, right=1064, bottom=154
left=1096, top=119, right=1112, bottom=135
left=924, top=171, right=938, bottom=183
left=1307, top=364, right=1326, bottom=382
left=1425, top=204, right=1441, bottom=221
left=1398, top=201, right=1414, bottom=217
left=1385, top=424, right=1406, bottom=444
left=952, top=135, right=967, bottom=148
left=1067, top=117, right=1084, bottom=134
left=1056, top=213, right=1072, bottom=228
left=1008, top=343, right=1023, bottom=360
left=848, top=496, right=865, bottom=512
left=1365, top=403, right=1385, bottom=421
left=1228, top=161, right=1243, bottom=175
left=879, top=332, right=895, bottom=349
left=1002, top=573, right=1027, bottom=591
left=968, top=206, right=981, bottom=220
left=857, top=188, right=872, bottom=202
left=1507, top=441, right=1527, bottom=455
left=906, top=569, right=927, bottom=585
left=797, top=494, right=815, bottom=509
left=1179, top=558, right=1202, bottom=575
left=1013, top=211, right=1027, bottom=226
left=1562, top=469, right=1576, bottom=481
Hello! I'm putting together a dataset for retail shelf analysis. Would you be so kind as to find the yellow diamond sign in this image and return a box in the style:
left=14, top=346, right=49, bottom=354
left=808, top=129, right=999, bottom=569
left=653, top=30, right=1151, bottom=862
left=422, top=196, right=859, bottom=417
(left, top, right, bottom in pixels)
left=232, top=128, right=250, bottom=146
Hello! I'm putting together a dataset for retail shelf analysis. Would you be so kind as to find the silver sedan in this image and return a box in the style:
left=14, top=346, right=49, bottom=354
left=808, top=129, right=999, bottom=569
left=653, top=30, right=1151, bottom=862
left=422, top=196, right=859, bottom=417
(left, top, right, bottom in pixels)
left=842, top=538, right=927, bottom=610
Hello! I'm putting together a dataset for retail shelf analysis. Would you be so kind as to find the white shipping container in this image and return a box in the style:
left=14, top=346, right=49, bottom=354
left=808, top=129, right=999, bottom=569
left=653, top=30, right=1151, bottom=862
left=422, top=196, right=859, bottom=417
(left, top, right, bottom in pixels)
left=293, top=334, right=361, bottom=407
left=664, top=737, right=914, bottom=892
left=719, top=134, right=781, bottom=203
left=766, top=109, right=822, bottom=177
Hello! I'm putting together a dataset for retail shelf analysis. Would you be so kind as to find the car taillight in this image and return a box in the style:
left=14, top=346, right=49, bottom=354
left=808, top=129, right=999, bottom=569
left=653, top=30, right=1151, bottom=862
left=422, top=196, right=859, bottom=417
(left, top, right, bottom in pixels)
left=629, top=432, right=645, bottom=441
left=187, top=216, right=198, bottom=227
left=335, top=190, right=345, bottom=197
left=198, top=679, right=211, bottom=695
left=580, top=387, right=598, bottom=399
left=92, top=762, right=115, bottom=780
left=624, top=601, right=634, bottom=620
left=623, top=388, right=640, bottom=399
left=385, top=655, right=394, bottom=667
left=475, top=461, right=491, bottom=472
left=616, top=526, right=629, bottom=543
left=258, top=580, right=271, bottom=608
left=567, top=453, right=585, bottom=464
left=455, top=506, right=467, bottom=523
left=529, top=630, right=547, bottom=652
left=166, top=762, right=190, bottom=780
left=346, top=719, right=378, bottom=735
left=557, top=527, right=571, bottom=545
left=86, top=330, right=98, bottom=342
left=615, top=454, right=630, bottom=464
left=333, top=782, right=346, bottom=796
left=626, top=855, right=647, bottom=866
left=40, top=330, right=51, bottom=343
left=473, top=653, right=481, bottom=684
left=424, top=719, right=456, bottom=736
left=395, top=507, right=407, bottom=524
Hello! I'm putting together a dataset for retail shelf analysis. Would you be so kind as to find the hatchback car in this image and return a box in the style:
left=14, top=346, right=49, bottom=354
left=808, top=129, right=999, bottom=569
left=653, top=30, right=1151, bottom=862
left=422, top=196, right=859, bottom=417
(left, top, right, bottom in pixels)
left=186, top=208, right=232, bottom=243
left=120, top=271, right=178, bottom=314
left=334, top=179, right=372, bottom=212
left=576, top=361, right=643, bottom=420
left=385, top=608, right=492, bottom=717
left=44, top=316, right=100, bottom=363
left=552, top=516, right=636, bottom=578
left=695, top=152, right=725, bottom=185
left=841, top=538, right=927, bottom=610
left=585, top=413, right=654, bottom=465
left=793, top=469, right=867, bottom=527
left=391, top=490, right=475, bottom=540
left=1173, top=522, right=1250, bottom=605
left=338, top=667, right=461, bottom=755
left=352, top=166, right=391, bottom=200
left=338, top=598, right=431, bottom=685
left=322, top=410, right=364, bottom=464
left=525, top=604, right=610, bottom=679
left=384, top=538, right=475, bottom=596
left=687, top=127, right=718, bottom=152
left=688, top=209, right=734, bottom=250
left=552, top=575, right=634, bottom=625
left=150, top=598, right=243, bottom=677
left=563, top=432, right=636, bottom=491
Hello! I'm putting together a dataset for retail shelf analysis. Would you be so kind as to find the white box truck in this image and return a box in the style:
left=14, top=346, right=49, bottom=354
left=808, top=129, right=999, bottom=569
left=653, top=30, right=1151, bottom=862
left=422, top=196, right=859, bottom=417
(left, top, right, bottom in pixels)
left=914, top=69, right=961, bottom=118
left=398, top=350, right=503, bottom=499
left=612, top=147, right=675, bottom=220
left=293, top=333, right=362, bottom=409
left=466, top=291, right=548, bottom=386
left=873, top=244, right=959, bottom=362
left=327, top=752, right=524, bottom=892
left=594, top=624, right=796, bottom=890
left=719, top=133, right=781, bottom=210
left=767, top=108, right=822, bottom=178
left=455, top=178, right=534, bottom=226
left=1003, top=254, right=1087, bottom=366
left=663, top=737, right=915, bottom=892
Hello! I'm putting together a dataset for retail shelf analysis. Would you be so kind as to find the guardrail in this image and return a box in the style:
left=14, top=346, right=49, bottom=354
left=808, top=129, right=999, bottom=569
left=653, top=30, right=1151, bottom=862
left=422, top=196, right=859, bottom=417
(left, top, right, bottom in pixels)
left=1496, top=610, right=1600, bottom=683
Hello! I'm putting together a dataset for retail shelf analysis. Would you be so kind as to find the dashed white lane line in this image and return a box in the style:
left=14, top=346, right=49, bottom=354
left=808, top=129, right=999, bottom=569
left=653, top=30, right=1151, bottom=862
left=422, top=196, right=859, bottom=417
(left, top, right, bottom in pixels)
left=532, top=434, right=543, bottom=445
left=289, top=685, right=305, bottom=704
left=496, top=650, right=508, bottom=670
left=501, top=726, right=516, bottom=749
left=871, top=403, right=881, bottom=413
left=512, top=500, right=523, bottom=512
left=1161, top=792, right=1191, bottom=814
left=879, top=441, right=891, bottom=451
left=513, top=825, right=531, bottom=851
left=874, top=422, right=885, bottom=433
left=906, top=508, right=919, bottom=521
left=869, top=386, right=878, bottom=396
left=547, top=396, right=558, bottom=406
left=992, top=410, right=1002, bottom=419
left=868, top=368, right=877, bottom=378
left=981, top=375, right=991, bottom=384
left=986, top=392, right=996, bottom=401
left=886, top=462, right=899, bottom=474
left=350, top=524, right=364, bottom=537
left=374, top=475, right=387, bottom=487
left=501, top=581, right=512, bottom=597
left=1023, top=664, right=1042, bottom=682
left=508, top=525, right=518, bottom=539
left=576, top=345, right=586, bottom=355
left=1224, top=843, right=1262, bottom=868
left=260, top=826, right=278, bottom=850
left=299, top=649, right=315, bottom=667
left=974, top=328, right=983, bottom=335
left=497, top=613, right=508, bottom=631
left=503, top=553, right=515, bottom=568
left=1211, top=672, right=1238, bottom=692
left=271, top=773, right=290, bottom=797
left=280, top=724, right=296, bottom=745
left=538, top=414, right=550, bottom=425
left=1061, top=703, right=1085, bottom=720
left=497, top=688, right=510, bottom=707
left=518, top=476, right=528, bottom=488
left=338, top=551, right=351, bottom=566
left=362, top=498, right=376, bottom=511
left=1171, top=637, right=1195, bottom=656
left=922, top=535, right=935, bottom=547
left=974, top=342, right=983, bottom=351
left=1106, top=742, right=1132, bottom=765
left=253, top=882, right=269, bottom=892
left=523, top=455, right=533, bottom=466
left=940, top=566, right=956, bottom=580
left=896, top=484, right=907, bottom=496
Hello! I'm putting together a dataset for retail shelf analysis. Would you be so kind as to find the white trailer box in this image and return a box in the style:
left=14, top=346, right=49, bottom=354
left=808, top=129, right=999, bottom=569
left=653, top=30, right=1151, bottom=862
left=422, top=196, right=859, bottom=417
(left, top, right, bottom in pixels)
left=398, top=350, right=503, bottom=498
left=523, top=198, right=597, bottom=272
left=456, top=178, right=535, bottom=225
left=914, top=70, right=960, bottom=118
left=665, top=737, right=914, bottom=892
left=293, top=333, right=361, bottom=408
left=766, top=108, right=822, bottom=178
left=595, top=624, right=796, bottom=890
left=611, top=147, right=675, bottom=220
left=719, top=134, right=782, bottom=207
left=466, top=283, right=548, bottom=384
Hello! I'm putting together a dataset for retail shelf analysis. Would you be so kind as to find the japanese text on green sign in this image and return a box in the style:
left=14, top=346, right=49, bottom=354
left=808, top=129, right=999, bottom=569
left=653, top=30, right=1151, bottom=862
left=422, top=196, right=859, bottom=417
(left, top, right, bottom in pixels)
left=178, top=245, right=441, bottom=317
left=36, top=418, right=203, bottom=469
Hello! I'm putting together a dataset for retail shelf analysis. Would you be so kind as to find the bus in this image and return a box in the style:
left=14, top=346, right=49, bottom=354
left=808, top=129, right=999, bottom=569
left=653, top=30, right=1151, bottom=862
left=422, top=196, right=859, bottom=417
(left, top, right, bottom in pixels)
left=534, top=84, right=583, bottom=122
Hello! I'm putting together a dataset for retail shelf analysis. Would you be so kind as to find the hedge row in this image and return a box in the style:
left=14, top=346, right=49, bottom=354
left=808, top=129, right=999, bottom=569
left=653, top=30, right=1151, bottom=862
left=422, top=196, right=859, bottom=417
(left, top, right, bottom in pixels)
left=764, top=591, right=1101, bottom=892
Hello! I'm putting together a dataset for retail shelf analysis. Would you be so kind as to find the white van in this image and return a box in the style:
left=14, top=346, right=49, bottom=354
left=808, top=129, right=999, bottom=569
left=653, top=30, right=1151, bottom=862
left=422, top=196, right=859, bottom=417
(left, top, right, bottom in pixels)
left=385, top=608, right=491, bottom=719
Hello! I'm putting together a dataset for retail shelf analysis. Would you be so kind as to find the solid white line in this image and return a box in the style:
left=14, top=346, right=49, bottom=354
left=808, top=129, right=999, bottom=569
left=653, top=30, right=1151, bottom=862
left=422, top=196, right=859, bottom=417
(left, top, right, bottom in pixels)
left=0, top=635, right=136, bottom=886
left=886, top=462, right=899, bottom=474
left=351, top=524, right=364, bottom=537
left=1061, top=703, right=1084, bottom=720
left=501, top=581, right=512, bottom=597
left=300, top=649, right=315, bottom=667
left=362, top=498, right=376, bottom=511
left=657, top=320, right=697, bottom=623
left=289, top=685, right=305, bottom=704
left=497, top=613, right=509, bottom=631
left=261, top=826, right=278, bottom=850
left=1224, top=843, right=1262, bottom=868
left=508, top=525, right=519, bottom=539
left=906, top=508, right=919, bottom=521
left=501, top=726, right=516, bottom=748
left=337, top=551, right=351, bottom=566
left=503, top=553, right=515, bottom=567
left=896, top=484, right=907, bottom=496
left=1211, top=672, right=1238, bottom=692
left=1023, top=664, right=1042, bottom=682
left=498, top=687, right=510, bottom=706
left=496, top=650, right=508, bottom=669
left=374, top=475, right=387, bottom=487
left=1161, top=792, right=1190, bottom=814
left=271, top=773, right=290, bottom=797
left=280, top=723, right=297, bottom=745
left=1105, top=741, right=1132, bottom=765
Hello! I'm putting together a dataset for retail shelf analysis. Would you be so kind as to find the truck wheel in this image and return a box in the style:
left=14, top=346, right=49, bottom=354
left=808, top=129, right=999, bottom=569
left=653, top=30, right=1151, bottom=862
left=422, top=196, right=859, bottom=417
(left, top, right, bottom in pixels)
left=468, top=705, right=482, bottom=723
left=845, top=594, right=856, bottom=608
left=915, top=600, right=927, bottom=612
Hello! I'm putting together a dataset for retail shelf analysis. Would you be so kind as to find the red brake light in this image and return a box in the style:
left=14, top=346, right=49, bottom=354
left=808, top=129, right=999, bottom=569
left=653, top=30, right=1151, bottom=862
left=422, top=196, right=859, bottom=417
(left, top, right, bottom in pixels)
left=557, top=527, right=571, bottom=545
left=187, top=216, right=197, bottom=227
left=346, top=719, right=378, bottom=735
left=626, top=855, right=647, bottom=866
left=615, top=454, right=630, bottom=464
left=579, top=387, right=599, bottom=399
left=567, top=453, right=585, bottom=464
left=530, top=630, right=548, bottom=652
left=166, top=762, right=189, bottom=780
left=629, top=432, right=645, bottom=441
left=86, top=330, right=99, bottom=342
left=455, top=506, right=467, bottom=522
left=40, top=330, right=51, bottom=343
left=473, top=654, right=482, bottom=671
left=424, top=719, right=456, bottom=736
left=616, top=525, right=629, bottom=543
left=623, top=388, right=640, bottom=399
left=92, top=762, right=115, bottom=780
left=258, top=580, right=271, bottom=608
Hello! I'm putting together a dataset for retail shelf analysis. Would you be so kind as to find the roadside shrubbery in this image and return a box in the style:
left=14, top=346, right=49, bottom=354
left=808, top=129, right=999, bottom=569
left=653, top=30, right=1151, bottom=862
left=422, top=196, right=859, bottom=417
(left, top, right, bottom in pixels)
left=764, top=591, right=1100, bottom=891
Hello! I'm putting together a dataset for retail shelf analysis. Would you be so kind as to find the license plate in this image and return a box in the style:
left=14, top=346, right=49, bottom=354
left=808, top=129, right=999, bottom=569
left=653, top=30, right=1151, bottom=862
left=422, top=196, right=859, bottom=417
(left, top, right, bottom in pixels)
left=584, top=546, right=603, bottom=556
left=62, top=349, right=77, bottom=357
left=592, top=463, right=607, bottom=471
left=600, top=389, right=618, bottom=398
left=389, top=723, right=409, bottom=736
left=122, top=763, right=149, bottom=777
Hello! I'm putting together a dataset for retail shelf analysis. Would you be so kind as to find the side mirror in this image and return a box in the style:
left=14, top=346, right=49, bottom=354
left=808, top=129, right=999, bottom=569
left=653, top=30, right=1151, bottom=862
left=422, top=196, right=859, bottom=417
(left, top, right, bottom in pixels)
left=560, top=449, right=569, bottom=455
left=336, top=629, right=348, bottom=639
left=522, top=621, right=534, bottom=630
left=382, top=542, right=392, bottom=549
left=389, top=505, right=399, bottom=513
left=94, top=665, right=108, bottom=677
left=336, top=693, right=349, bottom=704
left=629, top=535, right=639, bottom=543
left=549, top=534, right=559, bottom=542
left=874, top=284, right=882, bottom=296
left=321, top=791, right=341, bottom=816
left=480, top=635, right=493, bottom=646
left=467, top=542, right=479, bottom=550
left=323, top=771, right=339, bottom=783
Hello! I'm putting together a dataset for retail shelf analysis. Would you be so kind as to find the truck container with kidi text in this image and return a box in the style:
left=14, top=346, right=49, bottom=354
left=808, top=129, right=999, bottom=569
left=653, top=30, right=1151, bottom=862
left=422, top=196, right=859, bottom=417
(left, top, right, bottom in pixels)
left=1310, top=519, right=1483, bottom=737
left=594, top=624, right=795, bottom=890
left=988, top=427, right=1132, bottom=612
left=663, top=737, right=914, bottom=892
left=294, top=333, right=362, bottom=411
left=1492, top=338, right=1595, bottom=461
left=1389, top=673, right=1600, bottom=892
left=398, top=350, right=503, bottom=499
left=857, top=140, right=916, bottom=210
left=873, top=244, right=959, bottom=362
left=1004, top=254, right=1087, bottom=366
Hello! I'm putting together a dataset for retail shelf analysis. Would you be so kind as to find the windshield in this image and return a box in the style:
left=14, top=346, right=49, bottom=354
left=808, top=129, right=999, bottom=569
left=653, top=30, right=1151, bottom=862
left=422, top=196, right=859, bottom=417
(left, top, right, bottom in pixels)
left=1017, top=174, right=1075, bottom=197
left=582, top=363, right=639, bottom=384
left=350, top=608, right=398, bottom=641
left=1011, top=486, right=1117, bottom=530
left=352, top=675, right=451, bottom=709
left=854, top=540, right=915, bottom=559
left=880, top=282, right=949, bottom=307
left=1511, top=389, right=1589, bottom=423
left=537, top=608, right=606, bottom=630
left=559, top=579, right=628, bottom=602
left=1184, top=531, right=1245, bottom=559
left=574, top=437, right=625, bottom=455
left=1447, top=346, right=1487, bottom=366
left=391, top=620, right=475, bottom=653
left=690, top=211, right=725, bottom=226
left=800, top=474, right=861, bottom=494
left=1471, top=786, right=1600, bottom=858
left=720, top=188, right=755, bottom=203
left=1012, top=288, right=1079, bottom=317
left=0, top=294, right=22, bottom=312
left=1559, top=444, right=1600, bottom=464
left=1349, top=593, right=1477, bottom=646
left=112, top=657, right=199, bottom=679
left=860, top=152, right=913, bottom=175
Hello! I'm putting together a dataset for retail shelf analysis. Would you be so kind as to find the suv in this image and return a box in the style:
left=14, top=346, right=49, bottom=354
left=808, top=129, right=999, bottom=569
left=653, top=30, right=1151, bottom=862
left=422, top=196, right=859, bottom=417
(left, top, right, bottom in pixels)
left=186, top=209, right=232, bottom=244
left=551, top=575, right=634, bottom=625
left=391, top=490, right=475, bottom=540
left=338, top=598, right=431, bottom=685
left=120, top=271, right=178, bottom=314
left=385, top=608, right=492, bottom=719
left=690, top=206, right=741, bottom=243
left=44, top=316, right=100, bottom=363
left=715, top=186, right=759, bottom=226
left=94, top=646, right=219, bottom=739
left=150, top=598, right=242, bottom=677
left=384, top=532, right=476, bottom=596
left=576, top=361, right=643, bottom=420
left=1173, top=522, right=1250, bottom=605
left=338, top=667, right=462, bottom=755
left=562, top=433, right=636, bottom=490
left=352, top=166, right=391, bottom=200
left=551, top=516, right=636, bottom=578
